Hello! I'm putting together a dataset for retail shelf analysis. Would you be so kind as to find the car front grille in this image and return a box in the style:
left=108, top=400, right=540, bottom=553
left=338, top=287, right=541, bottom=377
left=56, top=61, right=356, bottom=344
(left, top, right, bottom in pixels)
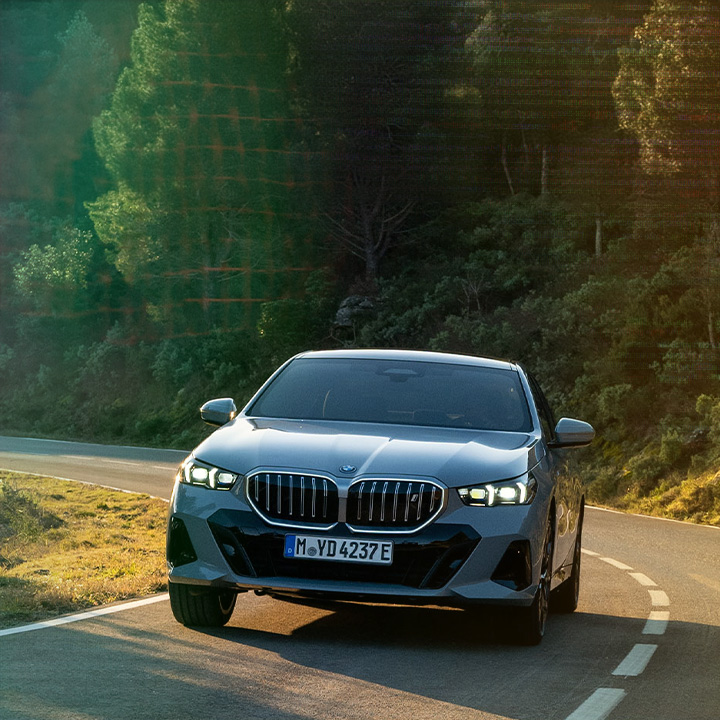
left=247, top=472, right=339, bottom=527
left=246, top=472, right=446, bottom=533
left=347, top=480, right=444, bottom=530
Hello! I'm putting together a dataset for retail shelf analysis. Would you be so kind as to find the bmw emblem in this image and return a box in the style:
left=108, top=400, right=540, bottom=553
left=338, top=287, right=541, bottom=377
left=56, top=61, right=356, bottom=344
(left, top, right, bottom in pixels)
left=340, top=464, right=356, bottom=474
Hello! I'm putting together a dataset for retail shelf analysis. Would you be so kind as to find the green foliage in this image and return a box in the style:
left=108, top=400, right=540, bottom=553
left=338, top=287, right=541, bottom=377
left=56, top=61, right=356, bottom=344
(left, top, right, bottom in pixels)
left=613, top=1, right=720, bottom=178
left=89, top=0, right=314, bottom=335
left=258, top=271, right=336, bottom=362
left=14, top=226, right=95, bottom=301
left=696, top=395, right=720, bottom=452
left=463, top=1, right=646, bottom=204
left=2, top=204, right=121, bottom=363
left=613, top=1, right=720, bottom=248
left=625, top=447, right=667, bottom=494
left=87, top=183, right=164, bottom=279
left=361, top=195, right=586, bottom=388
left=0, top=6, right=119, bottom=214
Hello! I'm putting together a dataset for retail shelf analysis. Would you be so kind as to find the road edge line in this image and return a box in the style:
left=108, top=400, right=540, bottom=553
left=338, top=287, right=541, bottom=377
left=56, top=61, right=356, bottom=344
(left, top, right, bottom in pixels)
left=0, top=594, right=169, bottom=638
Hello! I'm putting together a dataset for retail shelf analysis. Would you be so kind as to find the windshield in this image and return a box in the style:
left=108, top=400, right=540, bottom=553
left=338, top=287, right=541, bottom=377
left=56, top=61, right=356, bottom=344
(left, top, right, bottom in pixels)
left=247, top=358, right=532, bottom=432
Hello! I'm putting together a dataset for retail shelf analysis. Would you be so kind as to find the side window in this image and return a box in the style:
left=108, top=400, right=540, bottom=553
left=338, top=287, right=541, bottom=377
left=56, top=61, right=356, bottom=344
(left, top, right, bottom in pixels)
left=527, top=374, right=556, bottom=442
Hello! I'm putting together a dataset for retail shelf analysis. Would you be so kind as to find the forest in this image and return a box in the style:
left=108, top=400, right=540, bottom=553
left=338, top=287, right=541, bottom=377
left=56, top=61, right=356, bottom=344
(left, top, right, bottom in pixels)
left=1, top=0, right=719, bottom=523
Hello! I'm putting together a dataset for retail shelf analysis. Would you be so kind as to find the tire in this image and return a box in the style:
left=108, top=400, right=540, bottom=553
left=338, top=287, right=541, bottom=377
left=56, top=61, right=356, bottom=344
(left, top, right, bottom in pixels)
left=515, top=522, right=553, bottom=646
left=551, top=506, right=584, bottom=614
left=169, top=582, right=237, bottom=627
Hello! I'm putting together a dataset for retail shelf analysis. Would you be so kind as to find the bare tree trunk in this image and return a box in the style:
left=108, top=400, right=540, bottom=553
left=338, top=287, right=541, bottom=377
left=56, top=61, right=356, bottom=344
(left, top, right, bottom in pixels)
left=501, top=132, right=515, bottom=196
left=706, top=218, right=719, bottom=350
left=709, top=307, right=716, bottom=351
left=595, top=213, right=603, bottom=257
left=518, top=111, right=530, bottom=169
left=540, top=144, right=549, bottom=197
left=361, top=206, right=379, bottom=285
left=364, top=246, right=379, bottom=284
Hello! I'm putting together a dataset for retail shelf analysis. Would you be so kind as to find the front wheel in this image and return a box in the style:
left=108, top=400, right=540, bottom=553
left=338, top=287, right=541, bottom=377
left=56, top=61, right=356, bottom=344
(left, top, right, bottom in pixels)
left=169, top=582, right=237, bottom=627
left=515, top=523, right=553, bottom=645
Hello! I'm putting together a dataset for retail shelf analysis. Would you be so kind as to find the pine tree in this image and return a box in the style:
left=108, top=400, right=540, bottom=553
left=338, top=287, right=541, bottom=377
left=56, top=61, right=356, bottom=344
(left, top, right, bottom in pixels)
left=89, top=0, right=319, bottom=336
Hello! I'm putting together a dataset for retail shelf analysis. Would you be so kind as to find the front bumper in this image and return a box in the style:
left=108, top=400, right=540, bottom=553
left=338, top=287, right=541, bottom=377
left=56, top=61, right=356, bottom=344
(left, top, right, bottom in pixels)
left=167, top=481, right=545, bottom=608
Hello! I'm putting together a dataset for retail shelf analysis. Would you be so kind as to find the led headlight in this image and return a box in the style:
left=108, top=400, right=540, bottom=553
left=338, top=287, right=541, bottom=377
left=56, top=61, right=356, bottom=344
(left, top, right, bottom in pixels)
left=179, top=458, right=239, bottom=490
left=457, top=473, right=537, bottom=507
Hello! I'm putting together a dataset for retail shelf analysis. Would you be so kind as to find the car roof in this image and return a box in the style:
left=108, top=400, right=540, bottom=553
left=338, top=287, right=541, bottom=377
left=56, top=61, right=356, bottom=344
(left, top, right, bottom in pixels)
left=293, top=348, right=519, bottom=372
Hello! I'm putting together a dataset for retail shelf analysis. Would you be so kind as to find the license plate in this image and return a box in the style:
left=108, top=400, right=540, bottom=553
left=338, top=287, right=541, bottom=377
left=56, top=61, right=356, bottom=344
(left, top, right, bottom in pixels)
left=284, top=534, right=393, bottom=565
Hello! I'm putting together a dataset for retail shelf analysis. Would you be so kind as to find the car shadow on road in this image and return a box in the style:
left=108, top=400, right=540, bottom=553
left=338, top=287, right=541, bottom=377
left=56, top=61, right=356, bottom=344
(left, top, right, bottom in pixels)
left=205, top=595, right=624, bottom=649
left=236, top=599, right=537, bottom=647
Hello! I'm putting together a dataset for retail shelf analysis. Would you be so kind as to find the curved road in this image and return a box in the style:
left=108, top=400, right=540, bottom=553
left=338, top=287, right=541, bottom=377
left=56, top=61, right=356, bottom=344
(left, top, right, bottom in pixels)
left=1, top=436, right=718, bottom=720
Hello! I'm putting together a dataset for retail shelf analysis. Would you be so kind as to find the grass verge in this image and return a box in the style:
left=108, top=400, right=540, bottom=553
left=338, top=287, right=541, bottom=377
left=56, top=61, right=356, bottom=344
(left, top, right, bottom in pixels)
left=0, top=471, right=167, bottom=630
left=616, top=469, right=720, bottom=526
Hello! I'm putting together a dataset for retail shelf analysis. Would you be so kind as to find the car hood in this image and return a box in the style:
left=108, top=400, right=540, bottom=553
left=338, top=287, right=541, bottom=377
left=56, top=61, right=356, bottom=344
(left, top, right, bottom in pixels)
left=193, top=417, right=543, bottom=486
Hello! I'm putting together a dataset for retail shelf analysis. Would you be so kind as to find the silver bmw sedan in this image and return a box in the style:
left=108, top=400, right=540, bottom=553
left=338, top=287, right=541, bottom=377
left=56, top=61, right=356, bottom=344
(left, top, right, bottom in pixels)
left=167, top=349, right=594, bottom=644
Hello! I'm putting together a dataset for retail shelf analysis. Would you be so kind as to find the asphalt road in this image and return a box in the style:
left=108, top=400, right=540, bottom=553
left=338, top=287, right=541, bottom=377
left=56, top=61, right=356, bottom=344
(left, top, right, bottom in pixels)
left=1, top=436, right=719, bottom=720
left=0, top=435, right=187, bottom=497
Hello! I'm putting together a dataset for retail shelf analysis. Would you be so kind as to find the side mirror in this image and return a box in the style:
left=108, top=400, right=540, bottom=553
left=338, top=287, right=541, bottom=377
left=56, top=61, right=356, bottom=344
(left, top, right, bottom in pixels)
left=550, top=417, right=595, bottom=448
left=200, top=398, right=237, bottom=427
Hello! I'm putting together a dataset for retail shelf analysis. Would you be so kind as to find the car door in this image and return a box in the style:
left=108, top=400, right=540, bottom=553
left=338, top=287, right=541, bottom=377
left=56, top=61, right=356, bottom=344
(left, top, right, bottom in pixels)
left=526, top=373, right=579, bottom=575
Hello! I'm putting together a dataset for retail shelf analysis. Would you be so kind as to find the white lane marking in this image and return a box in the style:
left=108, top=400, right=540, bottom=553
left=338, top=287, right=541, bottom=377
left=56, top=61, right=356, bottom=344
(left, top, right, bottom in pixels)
left=12, top=435, right=189, bottom=456
left=563, top=553, right=668, bottom=720
left=564, top=688, right=626, bottom=720
left=612, top=643, right=658, bottom=676
left=649, top=589, right=670, bottom=606
left=629, top=572, right=656, bottom=587
left=600, top=557, right=633, bottom=571
left=64, top=457, right=174, bottom=470
left=0, top=594, right=169, bottom=638
left=643, top=611, right=670, bottom=635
